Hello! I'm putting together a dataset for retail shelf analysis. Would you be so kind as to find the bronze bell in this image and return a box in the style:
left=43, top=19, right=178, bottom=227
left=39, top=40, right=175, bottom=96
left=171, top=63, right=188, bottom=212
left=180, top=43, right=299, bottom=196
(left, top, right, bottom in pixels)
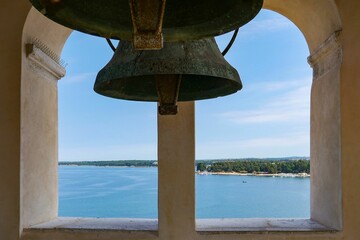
left=94, top=38, right=242, bottom=115
left=29, top=0, right=263, bottom=49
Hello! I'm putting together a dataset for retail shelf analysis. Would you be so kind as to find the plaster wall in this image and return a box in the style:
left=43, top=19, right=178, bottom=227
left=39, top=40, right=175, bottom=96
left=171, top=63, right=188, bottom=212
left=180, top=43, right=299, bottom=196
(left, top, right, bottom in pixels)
left=0, top=1, right=31, bottom=239
left=335, top=1, right=360, bottom=239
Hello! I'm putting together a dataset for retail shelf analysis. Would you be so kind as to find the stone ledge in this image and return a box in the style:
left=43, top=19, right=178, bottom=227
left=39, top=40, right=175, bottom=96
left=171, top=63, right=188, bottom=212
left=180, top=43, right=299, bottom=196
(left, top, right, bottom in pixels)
left=23, top=218, right=337, bottom=239
left=196, top=218, right=336, bottom=233
left=26, top=217, right=158, bottom=232
left=23, top=218, right=158, bottom=240
left=26, top=43, right=66, bottom=80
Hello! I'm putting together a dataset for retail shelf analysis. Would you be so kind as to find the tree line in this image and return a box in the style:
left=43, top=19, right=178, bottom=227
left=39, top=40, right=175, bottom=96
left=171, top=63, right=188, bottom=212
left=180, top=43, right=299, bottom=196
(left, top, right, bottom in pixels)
left=196, top=160, right=310, bottom=174
left=59, top=159, right=310, bottom=174
left=59, top=160, right=158, bottom=167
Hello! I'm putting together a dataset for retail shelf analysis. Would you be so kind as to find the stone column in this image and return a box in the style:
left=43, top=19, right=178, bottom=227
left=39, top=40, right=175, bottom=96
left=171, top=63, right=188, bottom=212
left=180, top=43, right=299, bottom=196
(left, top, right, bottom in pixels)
left=20, top=41, right=65, bottom=229
left=20, top=9, right=71, bottom=232
left=308, top=31, right=342, bottom=230
left=158, top=102, right=196, bottom=240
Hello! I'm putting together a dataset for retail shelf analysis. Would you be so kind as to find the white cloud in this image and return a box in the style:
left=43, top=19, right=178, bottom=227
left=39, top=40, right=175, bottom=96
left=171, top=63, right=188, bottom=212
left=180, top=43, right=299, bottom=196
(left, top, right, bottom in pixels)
left=215, top=14, right=294, bottom=47
left=200, top=133, right=308, bottom=149
left=247, top=78, right=310, bottom=92
left=245, top=16, right=293, bottom=33
left=219, top=78, right=311, bottom=124
left=197, top=132, right=309, bottom=159
left=63, top=72, right=97, bottom=84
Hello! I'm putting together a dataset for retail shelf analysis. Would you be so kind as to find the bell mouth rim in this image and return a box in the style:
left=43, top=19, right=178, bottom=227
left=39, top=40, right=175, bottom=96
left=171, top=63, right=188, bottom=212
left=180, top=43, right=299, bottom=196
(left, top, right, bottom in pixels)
left=94, top=74, right=242, bottom=102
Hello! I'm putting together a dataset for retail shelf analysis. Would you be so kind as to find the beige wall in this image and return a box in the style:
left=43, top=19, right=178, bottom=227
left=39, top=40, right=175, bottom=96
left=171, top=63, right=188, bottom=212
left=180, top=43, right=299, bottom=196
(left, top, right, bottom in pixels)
left=0, top=1, right=359, bottom=240
left=336, top=1, right=360, bottom=238
left=0, top=1, right=31, bottom=239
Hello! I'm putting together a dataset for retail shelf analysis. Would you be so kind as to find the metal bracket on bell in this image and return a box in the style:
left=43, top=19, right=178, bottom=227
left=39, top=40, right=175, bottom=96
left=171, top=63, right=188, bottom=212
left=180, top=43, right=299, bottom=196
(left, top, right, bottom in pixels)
left=158, top=104, right=178, bottom=115
left=156, top=75, right=181, bottom=115
left=129, top=0, right=166, bottom=50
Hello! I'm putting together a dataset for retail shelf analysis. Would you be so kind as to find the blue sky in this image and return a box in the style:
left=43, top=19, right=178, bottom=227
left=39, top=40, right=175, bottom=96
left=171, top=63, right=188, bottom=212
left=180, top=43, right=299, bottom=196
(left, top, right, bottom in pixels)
left=59, top=10, right=311, bottom=161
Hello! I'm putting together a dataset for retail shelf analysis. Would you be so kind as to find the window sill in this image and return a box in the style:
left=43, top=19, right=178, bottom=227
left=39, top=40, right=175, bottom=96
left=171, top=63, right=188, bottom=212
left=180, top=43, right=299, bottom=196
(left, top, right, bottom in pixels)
left=23, top=218, right=338, bottom=240
left=23, top=217, right=158, bottom=240
left=29, top=217, right=158, bottom=231
left=196, top=218, right=336, bottom=233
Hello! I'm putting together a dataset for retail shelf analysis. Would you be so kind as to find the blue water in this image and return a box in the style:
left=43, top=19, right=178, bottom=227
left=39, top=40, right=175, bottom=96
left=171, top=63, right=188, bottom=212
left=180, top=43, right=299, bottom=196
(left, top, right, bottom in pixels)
left=59, top=166, right=310, bottom=218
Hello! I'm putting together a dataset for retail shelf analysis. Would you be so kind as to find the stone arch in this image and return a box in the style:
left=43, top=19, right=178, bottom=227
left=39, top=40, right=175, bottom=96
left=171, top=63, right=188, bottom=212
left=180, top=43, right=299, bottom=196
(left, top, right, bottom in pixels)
left=22, top=8, right=72, bottom=59
left=263, top=0, right=342, bottom=53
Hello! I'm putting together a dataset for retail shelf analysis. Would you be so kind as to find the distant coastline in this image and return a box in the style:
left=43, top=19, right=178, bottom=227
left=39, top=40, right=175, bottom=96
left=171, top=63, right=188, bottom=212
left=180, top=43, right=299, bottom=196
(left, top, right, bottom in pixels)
left=196, top=159, right=310, bottom=177
left=59, top=160, right=158, bottom=167
left=59, top=158, right=310, bottom=177
left=196, top=171, right=310, bottom=178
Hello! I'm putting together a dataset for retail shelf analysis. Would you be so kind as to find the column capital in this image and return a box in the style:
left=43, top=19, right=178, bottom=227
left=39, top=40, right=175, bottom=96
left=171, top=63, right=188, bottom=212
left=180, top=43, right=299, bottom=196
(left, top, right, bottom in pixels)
left=26, top=41, right=66, bottom=81
left=308, top=30, right=342, bottom=79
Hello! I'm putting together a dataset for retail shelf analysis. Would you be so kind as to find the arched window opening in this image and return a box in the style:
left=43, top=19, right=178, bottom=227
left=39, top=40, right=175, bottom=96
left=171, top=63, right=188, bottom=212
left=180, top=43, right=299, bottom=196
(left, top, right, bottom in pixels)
left=58, top=32, right=158, bottom=218
left=17, top=2, right=344, bottom=236
left=195, top=10, right=311, bottom=219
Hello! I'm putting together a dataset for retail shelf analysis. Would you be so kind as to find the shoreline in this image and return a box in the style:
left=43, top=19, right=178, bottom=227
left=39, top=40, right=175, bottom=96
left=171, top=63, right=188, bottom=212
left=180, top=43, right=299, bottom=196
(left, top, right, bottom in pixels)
left=59, top=165, right=310, bottom=178
left=196, top=171, right=310, bottom=178
left=59, top=165, right=157, bottom=168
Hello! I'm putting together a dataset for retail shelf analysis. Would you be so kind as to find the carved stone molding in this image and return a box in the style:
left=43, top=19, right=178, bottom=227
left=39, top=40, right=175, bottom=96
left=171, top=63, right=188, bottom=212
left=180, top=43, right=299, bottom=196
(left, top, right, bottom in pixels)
left=26, top=43, right=66, bottom=80
left=308, top=30, right=342, bottom=80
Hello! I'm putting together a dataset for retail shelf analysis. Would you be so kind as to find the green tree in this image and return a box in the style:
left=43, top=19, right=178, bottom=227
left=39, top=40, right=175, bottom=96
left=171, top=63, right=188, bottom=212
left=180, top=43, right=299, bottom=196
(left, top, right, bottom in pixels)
left=197, top=162, right=207, bottom=172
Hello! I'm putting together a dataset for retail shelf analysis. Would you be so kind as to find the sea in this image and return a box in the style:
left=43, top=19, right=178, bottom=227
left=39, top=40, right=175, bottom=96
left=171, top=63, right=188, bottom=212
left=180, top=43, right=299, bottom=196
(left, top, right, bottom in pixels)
left=59, top=166, right=310, bottom=218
